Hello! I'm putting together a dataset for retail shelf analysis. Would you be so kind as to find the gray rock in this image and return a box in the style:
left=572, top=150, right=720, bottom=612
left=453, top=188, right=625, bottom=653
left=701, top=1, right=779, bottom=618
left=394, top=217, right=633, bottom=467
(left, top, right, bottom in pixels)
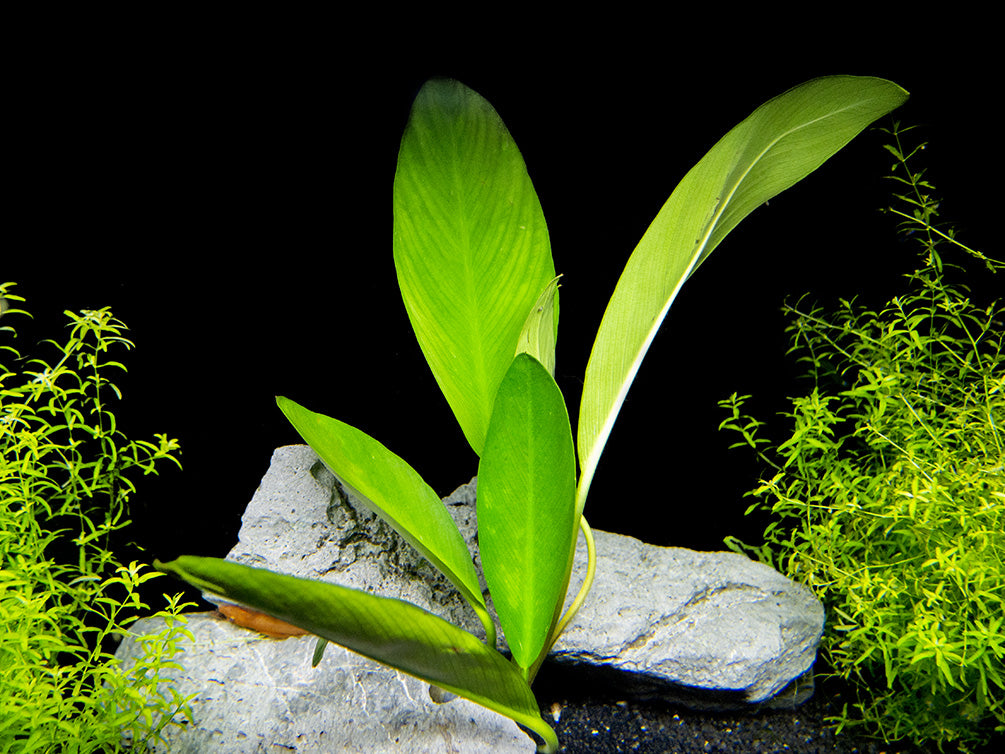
left=116, top=444, right=824, bottom=752
left=118, top=613, right=531, bottom=753
left=553, top=533, right=822, bottom=709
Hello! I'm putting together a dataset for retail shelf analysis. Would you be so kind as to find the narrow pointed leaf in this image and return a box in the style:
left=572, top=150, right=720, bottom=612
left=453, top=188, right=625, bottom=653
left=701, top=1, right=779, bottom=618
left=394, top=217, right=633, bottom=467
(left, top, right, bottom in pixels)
left=515, top=276, right=561, bottom=377
left=393, top=78, right=556, bottom=456
left=311, top=637, right=328, bottom=668
left=576, top=75, right=908, bottom=514
left=154, top=556, right=556, bottom=749
left=276, top=395, right=492, bottom=642
left=478, top=354, right=577, bottom=670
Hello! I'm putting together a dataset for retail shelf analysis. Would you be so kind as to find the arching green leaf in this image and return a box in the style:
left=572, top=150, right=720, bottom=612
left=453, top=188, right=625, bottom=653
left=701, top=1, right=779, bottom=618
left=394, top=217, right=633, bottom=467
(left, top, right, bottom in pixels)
left=154, top=556, right=558, bottom=751
left=276, top=395, right=494, bottom=644
left=393, top=78, right=556, bottom=456
left=576, top=75, right=908, bottom=515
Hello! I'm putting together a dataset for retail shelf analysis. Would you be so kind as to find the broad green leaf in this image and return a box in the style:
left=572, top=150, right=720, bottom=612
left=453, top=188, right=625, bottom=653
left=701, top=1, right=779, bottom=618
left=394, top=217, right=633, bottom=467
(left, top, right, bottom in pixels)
left=576, top=75, right=908, bottom=515
left=393, top=78, right=556, bottom=456
left=478, top=354, right=576, bottom=670
left=515, top=276, right=561, bottom=377
left=154, top=556, right=558, bottom=751
left=276, top=395, right=494, bottom=645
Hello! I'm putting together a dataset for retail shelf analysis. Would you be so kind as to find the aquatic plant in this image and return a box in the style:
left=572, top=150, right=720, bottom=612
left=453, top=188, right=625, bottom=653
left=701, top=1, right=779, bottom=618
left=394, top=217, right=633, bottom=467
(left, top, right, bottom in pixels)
left=157, top=75, right=907, bottom=751
left=0, top=286, right=195, bottom=752
left=719, top=123, right=1005, bottom=752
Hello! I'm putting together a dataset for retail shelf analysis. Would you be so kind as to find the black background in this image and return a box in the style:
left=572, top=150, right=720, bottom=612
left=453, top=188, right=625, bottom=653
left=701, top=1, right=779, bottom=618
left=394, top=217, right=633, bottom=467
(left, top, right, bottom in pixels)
left=5, top=16, right=998, bottom=594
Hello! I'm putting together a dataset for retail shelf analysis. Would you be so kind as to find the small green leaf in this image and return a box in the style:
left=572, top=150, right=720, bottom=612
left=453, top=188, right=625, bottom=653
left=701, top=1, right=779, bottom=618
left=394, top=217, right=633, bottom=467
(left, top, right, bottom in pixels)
left=478, top=354, right=576, bottom=671
left=515, top=276, right=561, bottom=376
left=577, top=76, right=908, bottom=516
left=311, top=637, right=328, bottom=668
left=393, top=78, right=556, bottom=456
left=154, top=556, right=557, bottom=750
left=276, top=395, right=493, bottom=644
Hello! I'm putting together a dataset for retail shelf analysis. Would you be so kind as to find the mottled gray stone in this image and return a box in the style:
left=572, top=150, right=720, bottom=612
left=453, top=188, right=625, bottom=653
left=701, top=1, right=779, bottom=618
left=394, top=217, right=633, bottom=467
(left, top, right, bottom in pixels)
left=116, top=444, right=824, bottom=752
left=554, top=531, right=822, bottom=709
left=117, top=612, right=531, bottom=753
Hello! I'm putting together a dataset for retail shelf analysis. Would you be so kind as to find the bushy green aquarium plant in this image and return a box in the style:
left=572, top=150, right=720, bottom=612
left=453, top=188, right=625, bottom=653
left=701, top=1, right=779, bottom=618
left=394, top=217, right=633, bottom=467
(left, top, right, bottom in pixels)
left=718, top=123, right=1004, bottom=752
left=155, top=75, right=908, bottom=751
left=0, top=285, right=195, bottom=752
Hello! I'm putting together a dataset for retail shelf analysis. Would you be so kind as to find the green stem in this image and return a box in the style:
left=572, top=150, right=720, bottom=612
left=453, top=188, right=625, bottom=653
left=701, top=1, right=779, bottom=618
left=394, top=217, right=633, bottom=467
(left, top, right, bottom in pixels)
left=512, top=712, right=558, bottom=753
left=527, top=515, right=596, bottom=683
left=473, top=600, right=497, bottom=649
left=552, top=516, right=596, bottom=640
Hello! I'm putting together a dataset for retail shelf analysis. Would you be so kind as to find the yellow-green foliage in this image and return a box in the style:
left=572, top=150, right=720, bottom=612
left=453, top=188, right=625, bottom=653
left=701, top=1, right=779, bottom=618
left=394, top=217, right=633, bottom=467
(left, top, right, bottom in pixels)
left=0, top=289, right=195, bottom=752
left=719, top=124, right=1005, bottom=752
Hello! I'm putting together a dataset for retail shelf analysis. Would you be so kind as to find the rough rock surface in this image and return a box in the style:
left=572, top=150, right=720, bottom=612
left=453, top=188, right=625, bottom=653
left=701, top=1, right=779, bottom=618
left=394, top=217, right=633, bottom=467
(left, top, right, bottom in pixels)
left=117, top=444, right=824, bottom=752
left=119, top=613, right=531, bottom=753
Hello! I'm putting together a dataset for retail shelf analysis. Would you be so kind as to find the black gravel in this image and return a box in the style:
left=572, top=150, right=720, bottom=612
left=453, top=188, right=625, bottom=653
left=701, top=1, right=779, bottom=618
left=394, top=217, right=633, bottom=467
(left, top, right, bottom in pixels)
left=529, top=669, right=1003, bottom=754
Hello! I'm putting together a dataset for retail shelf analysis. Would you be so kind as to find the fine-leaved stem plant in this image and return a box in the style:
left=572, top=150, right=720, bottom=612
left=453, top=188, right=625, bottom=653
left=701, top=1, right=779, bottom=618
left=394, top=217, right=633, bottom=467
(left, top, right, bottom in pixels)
left=718, top=123, right=1004, bottom=753
left=1, top=285, right=196, bottom=752
left=157, top=76, right=907, bottom=751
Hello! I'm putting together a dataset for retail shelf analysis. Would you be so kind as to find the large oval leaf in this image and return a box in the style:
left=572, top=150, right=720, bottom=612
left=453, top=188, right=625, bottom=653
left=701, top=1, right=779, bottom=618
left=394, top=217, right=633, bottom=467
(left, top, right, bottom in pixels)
left=477, top=354, right=576, bottom=671
left=276, top=395, right=493, bottom=644
left=393, top=78, right=556, bottom=456
left=576, top=75, right=908, bottom=514
left=154, top=556, right=558, bottom=751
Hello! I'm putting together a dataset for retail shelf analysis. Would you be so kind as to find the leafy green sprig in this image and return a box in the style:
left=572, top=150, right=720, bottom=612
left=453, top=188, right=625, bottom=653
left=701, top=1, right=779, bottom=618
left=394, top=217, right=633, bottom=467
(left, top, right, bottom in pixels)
left=719, top=123, right=1004, bottom=753
left=1, top=285, right=195, bottom=752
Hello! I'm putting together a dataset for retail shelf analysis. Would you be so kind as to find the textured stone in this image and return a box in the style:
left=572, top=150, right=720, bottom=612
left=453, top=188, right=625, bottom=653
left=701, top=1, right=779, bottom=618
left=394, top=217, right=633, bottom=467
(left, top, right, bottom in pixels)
left=118, top=613, right=531, bottom=753
left=553, top=532, right=822, bottom=708
left=116, top=444, right=824, bottom=751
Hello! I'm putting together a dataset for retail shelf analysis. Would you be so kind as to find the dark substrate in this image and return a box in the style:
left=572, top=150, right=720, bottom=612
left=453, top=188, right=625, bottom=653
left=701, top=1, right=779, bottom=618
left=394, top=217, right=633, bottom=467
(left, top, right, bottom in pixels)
left=529, top=665, right=1003, bottom=754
